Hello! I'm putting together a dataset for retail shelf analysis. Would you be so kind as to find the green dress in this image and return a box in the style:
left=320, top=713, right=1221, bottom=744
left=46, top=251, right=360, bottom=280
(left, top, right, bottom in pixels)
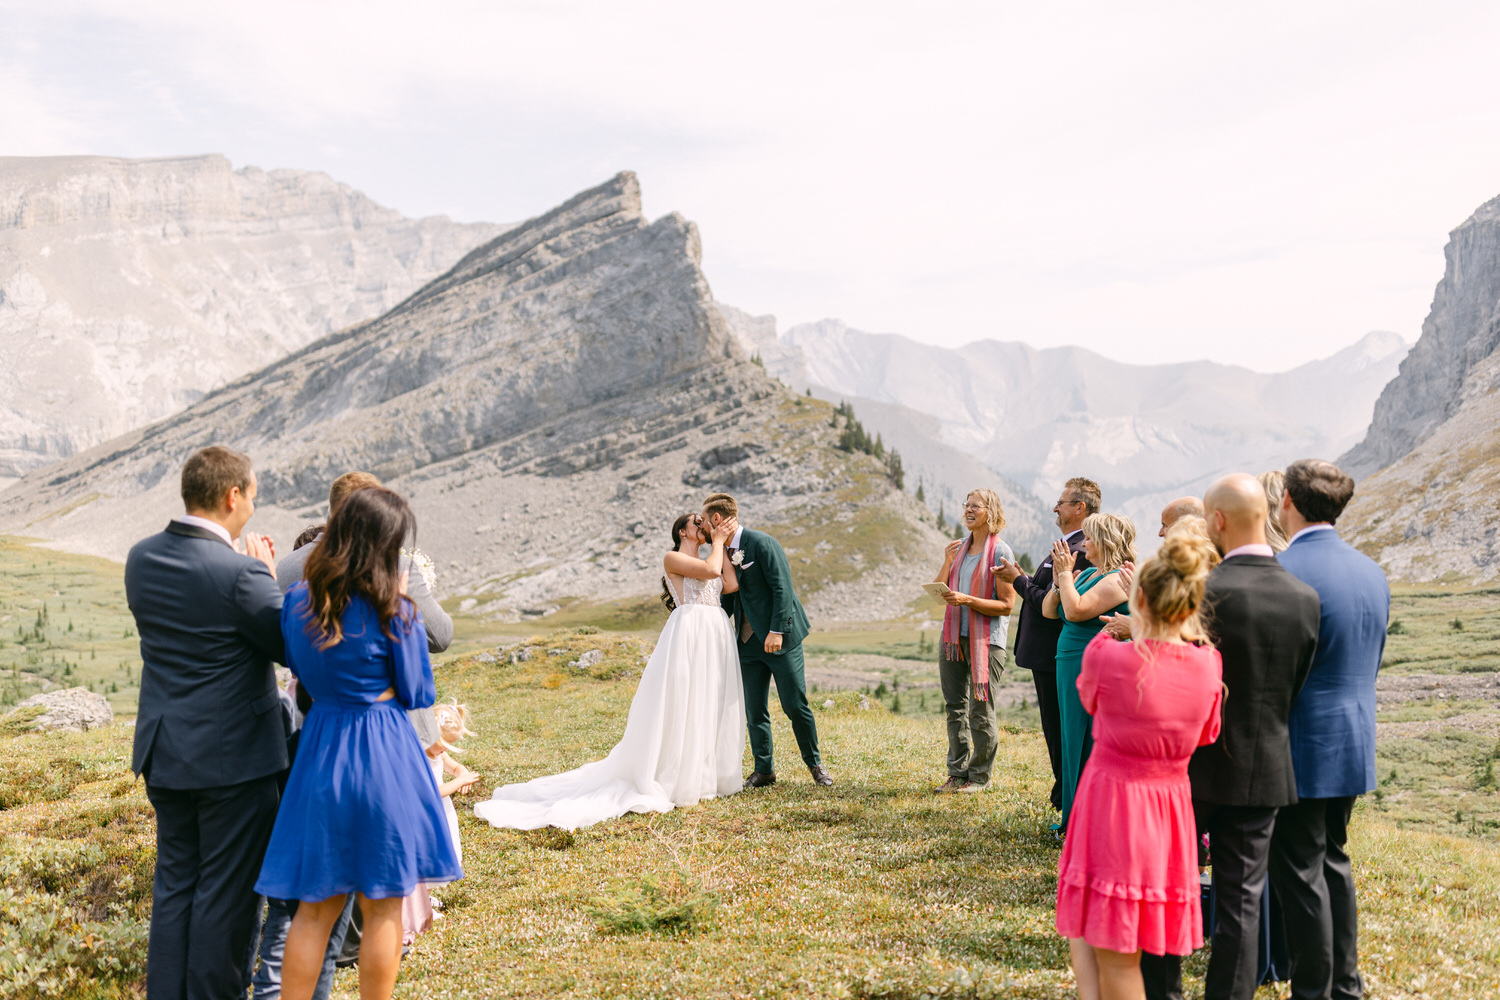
left=1055, top=567, right=1129, bottom=829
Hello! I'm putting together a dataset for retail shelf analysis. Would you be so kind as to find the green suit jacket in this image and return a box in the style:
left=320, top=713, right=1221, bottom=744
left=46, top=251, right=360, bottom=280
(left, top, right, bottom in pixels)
left=724, top=527, right=810, bottom=652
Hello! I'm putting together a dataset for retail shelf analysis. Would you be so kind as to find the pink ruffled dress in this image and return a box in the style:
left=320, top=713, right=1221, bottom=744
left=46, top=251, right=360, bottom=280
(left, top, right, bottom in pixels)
left=1055, top=633, right=1223, bottom=955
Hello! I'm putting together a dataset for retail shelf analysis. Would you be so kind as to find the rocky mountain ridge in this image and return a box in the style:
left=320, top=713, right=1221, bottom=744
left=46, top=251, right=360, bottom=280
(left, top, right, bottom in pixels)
left=727, top=312, right=1406, bottom=546
left=1341, top=191, right=1500, bottom=581
left=0, top=154, right=507, bottom=480
left=0, top=174, right=948, bottom=623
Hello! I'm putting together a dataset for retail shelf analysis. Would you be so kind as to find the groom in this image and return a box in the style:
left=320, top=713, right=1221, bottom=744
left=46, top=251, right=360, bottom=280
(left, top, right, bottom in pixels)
left=702, top=492, right=832, bottom=788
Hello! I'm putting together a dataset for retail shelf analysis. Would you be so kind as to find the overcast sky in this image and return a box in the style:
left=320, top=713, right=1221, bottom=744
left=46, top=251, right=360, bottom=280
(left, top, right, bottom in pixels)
left=4, top=1, right=1500, bottom=371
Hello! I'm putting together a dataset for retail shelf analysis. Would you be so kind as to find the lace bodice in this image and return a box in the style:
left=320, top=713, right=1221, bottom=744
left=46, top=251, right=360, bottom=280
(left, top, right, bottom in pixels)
left=666, top=574, right=724, bottom=608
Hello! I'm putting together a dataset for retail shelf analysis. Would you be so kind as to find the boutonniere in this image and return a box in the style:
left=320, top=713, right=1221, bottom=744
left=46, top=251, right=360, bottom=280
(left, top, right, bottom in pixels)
left=730, top=550, right=745, bottom=567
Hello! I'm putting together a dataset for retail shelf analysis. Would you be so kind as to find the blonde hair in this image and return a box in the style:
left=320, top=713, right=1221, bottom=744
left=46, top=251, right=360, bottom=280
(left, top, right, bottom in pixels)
left=432, top=700, right=474, bottom=754
left=1130, top=522, right=1219, bottom=646
left=1258, top=470, right=1289, bottom=553
left=1082, top=512, right=1136, bottom=572
left=964, top=489, right=1007, bottom=535
left=329, top=471, right=382, bottom=513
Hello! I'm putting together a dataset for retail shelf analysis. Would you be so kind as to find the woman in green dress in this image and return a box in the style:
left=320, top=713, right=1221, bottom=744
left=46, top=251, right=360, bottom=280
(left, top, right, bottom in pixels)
left=1044, top=512, right=1136, bottom=833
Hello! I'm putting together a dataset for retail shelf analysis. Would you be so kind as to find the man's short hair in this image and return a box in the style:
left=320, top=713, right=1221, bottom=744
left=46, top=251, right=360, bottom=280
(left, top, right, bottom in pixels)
left=702, top=492, right=738, bottom=520
left=329, top=472, right=382, bottom=513
left=1283, top=459, right=1355, bottom=525
left=1064, top=477, right=1102, bottom=516
left=181, top=446, right=253, bottom=512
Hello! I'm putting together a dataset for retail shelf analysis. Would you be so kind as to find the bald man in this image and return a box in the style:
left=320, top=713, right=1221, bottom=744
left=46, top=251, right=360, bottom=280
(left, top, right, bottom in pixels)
left=1141, top=474, right=1321, bottom=1000
left=1159, top=496, right=1205, bottom=538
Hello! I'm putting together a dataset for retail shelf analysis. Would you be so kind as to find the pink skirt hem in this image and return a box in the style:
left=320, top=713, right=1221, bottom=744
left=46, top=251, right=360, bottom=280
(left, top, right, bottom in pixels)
left=1054, top=883, right=1202, bottom=956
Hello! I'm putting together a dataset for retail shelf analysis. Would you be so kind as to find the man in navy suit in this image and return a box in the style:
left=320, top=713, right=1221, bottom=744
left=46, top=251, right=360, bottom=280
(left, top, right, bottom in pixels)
left=126, top=446, right=286, bottom=1000
left=1272, top=459, right=1390, bottom=1000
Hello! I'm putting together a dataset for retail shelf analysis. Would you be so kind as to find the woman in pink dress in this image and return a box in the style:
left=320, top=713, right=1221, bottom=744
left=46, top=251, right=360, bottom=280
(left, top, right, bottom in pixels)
left=1055, top=526, right=1224, bottom=1000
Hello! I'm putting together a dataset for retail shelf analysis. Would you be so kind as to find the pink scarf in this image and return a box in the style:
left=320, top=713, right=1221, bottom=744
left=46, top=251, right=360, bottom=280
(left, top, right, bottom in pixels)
left=941, top=531, right=1001, bottom=701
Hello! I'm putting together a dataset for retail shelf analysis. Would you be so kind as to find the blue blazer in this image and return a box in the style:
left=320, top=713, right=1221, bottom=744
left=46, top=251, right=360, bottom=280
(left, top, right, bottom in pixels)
left=126, top=522, right=288, bottom=788
left=1277, top=528, right=1390, bottom=799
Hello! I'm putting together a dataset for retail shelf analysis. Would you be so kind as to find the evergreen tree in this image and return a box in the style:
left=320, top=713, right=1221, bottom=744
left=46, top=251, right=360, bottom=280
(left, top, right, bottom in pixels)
left=915, top=480, right=926, bottom=504
left=1018, top=552, right=1035, bottom=573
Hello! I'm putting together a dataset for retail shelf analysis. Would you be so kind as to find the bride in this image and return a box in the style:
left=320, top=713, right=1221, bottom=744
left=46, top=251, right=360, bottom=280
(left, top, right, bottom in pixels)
left=473, top=512, right=746, bottom=831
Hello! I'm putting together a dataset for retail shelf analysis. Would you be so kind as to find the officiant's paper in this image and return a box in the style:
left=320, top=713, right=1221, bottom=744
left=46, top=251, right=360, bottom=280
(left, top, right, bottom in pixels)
left=922, top=582, right=952, bottom=604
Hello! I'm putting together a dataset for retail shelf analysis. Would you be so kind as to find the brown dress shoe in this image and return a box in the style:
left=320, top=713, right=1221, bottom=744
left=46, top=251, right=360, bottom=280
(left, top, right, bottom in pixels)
left=743, top=771, right=777, bottom=789
left=934, top=776, right=964, bottom=794
left=809, top=765, right=834, bottom=786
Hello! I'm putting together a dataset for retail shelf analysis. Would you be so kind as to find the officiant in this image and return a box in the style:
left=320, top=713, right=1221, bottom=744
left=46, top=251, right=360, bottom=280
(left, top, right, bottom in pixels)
left=931, top=489, right=1017, bottom=794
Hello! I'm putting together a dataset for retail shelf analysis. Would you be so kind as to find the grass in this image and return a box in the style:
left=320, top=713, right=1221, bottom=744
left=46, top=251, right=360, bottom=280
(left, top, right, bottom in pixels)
left=5, top=540, right=1500, bottom=997
left=0, top=537, right=144, bottom=712
left=1382, top=585, right=1500, bottom=674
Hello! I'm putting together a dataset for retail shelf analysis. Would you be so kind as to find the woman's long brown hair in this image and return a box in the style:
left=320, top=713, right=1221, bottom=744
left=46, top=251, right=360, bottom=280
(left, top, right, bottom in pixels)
left=303, top=486, right=417, bottom=649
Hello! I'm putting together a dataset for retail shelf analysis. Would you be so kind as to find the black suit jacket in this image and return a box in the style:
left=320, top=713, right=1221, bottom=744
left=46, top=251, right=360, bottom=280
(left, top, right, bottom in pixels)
left=126, top=522, right=288, bottom=789
left=1010, top=529, right=1090, bottom=671
left=1189, top=554, right=1320, bottom=807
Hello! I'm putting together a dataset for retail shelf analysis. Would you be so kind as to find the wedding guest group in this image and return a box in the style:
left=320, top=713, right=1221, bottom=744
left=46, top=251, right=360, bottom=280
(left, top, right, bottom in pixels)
left=931, top=489, right=1017, bottom=793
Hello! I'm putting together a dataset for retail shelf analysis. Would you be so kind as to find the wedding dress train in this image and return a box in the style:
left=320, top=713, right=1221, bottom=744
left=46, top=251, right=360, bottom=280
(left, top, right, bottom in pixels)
left=473, top=574, right=745, bottom=831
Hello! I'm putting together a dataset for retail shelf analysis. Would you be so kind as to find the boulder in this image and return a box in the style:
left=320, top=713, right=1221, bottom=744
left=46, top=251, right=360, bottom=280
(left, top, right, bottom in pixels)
left=8, top=687, right=114, bottom=732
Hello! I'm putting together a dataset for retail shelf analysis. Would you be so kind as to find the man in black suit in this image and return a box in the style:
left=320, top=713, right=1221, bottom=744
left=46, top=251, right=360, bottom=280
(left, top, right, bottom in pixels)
left=995, top=476, right=1099, bottom=812
left=1140, top=474, right=1321, bottom=1000
left=126, top=446, right=287, bottom=1000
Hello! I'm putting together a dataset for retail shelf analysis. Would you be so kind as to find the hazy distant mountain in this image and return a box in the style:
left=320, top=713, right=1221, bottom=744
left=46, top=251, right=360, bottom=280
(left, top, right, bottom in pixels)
left=724, top=314, right=1407, bottom=546
left=1341, top=192, right=1500, bottom=581
left=0, top=154, right=508, bottom=480
left=0, top=175, right=948, bottom=622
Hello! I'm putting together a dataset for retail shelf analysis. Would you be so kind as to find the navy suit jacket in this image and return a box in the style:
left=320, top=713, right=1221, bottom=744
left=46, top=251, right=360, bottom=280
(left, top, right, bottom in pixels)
left=126, top=522, right=288, bottom=788
left=1277, top=527, right=1390, bottom=799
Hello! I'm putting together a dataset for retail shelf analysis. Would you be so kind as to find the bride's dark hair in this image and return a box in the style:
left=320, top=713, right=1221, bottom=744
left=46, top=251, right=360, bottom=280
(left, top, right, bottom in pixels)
left=660, top=513, right=695, bottom=611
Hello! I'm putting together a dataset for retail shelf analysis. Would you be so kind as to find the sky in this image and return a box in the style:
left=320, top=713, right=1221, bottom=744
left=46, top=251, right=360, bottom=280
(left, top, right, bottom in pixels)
left=4, top=1, right=1500, bottom=371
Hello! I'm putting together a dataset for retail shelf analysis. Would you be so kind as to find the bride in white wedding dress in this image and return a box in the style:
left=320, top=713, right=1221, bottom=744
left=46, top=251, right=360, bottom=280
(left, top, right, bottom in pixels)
left=474, top=513, right=746, bottom=831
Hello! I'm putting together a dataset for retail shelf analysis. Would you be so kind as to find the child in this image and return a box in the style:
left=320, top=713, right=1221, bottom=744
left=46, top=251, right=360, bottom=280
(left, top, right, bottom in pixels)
left=429, top=701, right=480, bottom=867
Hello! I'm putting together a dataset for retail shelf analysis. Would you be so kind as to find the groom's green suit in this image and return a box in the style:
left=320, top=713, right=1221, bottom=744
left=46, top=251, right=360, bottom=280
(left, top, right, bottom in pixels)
left=722, top=527, right=820, bottom=775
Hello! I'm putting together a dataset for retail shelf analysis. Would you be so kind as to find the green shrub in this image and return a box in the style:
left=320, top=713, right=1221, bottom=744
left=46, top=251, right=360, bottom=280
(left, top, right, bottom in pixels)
left=0, top=884, right=147, bottom=999
left=0, top=758, right=91, bottom=810
left=588, top=874, right=718, bottom=936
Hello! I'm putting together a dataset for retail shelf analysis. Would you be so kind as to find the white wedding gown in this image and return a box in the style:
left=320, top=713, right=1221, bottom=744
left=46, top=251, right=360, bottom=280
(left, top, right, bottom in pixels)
left=474, top=574, right=746, bottom=831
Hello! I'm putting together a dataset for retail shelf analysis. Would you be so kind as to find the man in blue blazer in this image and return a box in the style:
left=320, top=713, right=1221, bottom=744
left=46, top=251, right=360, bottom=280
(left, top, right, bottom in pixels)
left=1273, top=459, right=1390, bottom=1000
left=126, top=446, right=286, bottom=1000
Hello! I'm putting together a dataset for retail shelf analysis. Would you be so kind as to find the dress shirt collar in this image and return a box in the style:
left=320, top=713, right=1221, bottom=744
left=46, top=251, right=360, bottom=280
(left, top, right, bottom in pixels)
left=174, top=514, right=234, bottom=547
left=1064, top=528, right=1084, bottom=543
left=1288, top=523, right=1337, bottom=546
left=1222, top=543, right=1275, bottom=560
left=729, top=524, right=745, bottom=549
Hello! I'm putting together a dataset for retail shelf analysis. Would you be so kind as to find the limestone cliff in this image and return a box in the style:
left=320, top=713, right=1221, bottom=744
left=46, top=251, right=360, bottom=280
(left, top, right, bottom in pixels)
left=0, top=174, right=946, bottom=622
left=1340, top=192, right=1500, bottom=581
left=1342, top=194, right=1500, bottom=479
left=0, top=154, right=506, bottom=479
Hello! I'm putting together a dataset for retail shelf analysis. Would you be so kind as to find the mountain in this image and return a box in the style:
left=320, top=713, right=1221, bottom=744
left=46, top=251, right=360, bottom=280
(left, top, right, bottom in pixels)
left=0, top=174, right=946, bottom=623
left=1340, top=193, right=1500, bottom=581
left=717, top=304, right=1057, bottom=559
left=0, top=154, right=508, bottom=482
left=750, top=318, right=1406, bottom=545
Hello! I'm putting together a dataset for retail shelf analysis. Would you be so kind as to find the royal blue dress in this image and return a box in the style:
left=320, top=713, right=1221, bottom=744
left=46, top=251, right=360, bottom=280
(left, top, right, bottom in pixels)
left=255, top=586, right=461, bottom=901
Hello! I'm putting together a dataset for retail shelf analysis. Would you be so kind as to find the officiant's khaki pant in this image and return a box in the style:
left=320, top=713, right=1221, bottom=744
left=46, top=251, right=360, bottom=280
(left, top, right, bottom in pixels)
left=939, top=644, right=1004, bottom=785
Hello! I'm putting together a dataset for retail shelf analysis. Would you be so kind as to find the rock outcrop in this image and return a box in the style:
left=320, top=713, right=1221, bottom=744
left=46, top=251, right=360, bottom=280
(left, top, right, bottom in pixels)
left=0, top=174, right=947, bottom=621
left=1342, top=195, right=1500, bottom=480
left=0, top=154, right=507, bottom=479
left=1339, top=193, right=1500, bottom=580
left=8, top=687, right=114, bottom=732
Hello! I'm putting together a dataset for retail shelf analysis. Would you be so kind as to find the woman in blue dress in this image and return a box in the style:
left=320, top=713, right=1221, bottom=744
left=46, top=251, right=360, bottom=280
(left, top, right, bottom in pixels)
left=1044, top=512, right=1135, bottom=834
left=256, top=487, right=460, bottom=1000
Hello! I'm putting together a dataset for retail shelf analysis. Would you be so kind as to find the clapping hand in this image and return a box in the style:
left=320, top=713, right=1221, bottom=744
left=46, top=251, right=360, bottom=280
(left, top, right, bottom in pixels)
left=1100, top=613, right=1134, bottom=641
left=993, top=558, right=1024, bottom=584
left=1050, top=538, right=1074, bottom=578
left=399, top=569, right=410, bottom=597
left=451, top=767, right=480, bottom=796
left=1117, top=561, right=1135, bottom=593
left=243, top=532, right=277, bottom=576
